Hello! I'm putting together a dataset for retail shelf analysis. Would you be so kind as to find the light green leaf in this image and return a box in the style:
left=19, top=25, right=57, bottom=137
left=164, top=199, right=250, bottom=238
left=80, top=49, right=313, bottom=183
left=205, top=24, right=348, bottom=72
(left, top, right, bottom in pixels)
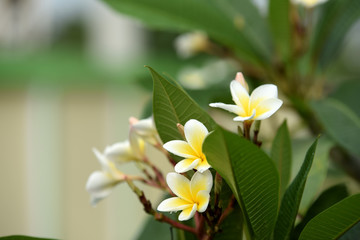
left=273, top=139, right=318, bottom=240
left=299, top=194, right=360, bottom=240
left=101, top=0, right=271, bottom=66
left=268, top=0, right=291, bottom=59
left=271, top=120, right=292, bottom=198
left=311, top=98, right=360, bottom=157
left=203, top=128, right=279, bottom=239
left=311, top=0, right=360, bottom=68
left=292, top=184, right=349, bottom=239
left=149, top=66, right=216, bottom=144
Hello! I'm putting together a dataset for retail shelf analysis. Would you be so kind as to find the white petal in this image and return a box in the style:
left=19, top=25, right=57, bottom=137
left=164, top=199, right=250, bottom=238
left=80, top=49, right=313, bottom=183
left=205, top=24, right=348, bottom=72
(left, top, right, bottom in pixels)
left=196, top=190, right=210, bottom=212
left=184, top=119, right=209, bottom=155
left=190, top=170, right=213, bottom=199
left=104, top=141, right=134, bottom=163
left=129, top=130, right=145, bottom=159
left=194, top=160, right=211, bottom=173
left=157, top=197, right=193, bottom=212
left=254, top=98, right=283, bottom=120
left=132, top=117, right=159, bottom=145
left=230, top=80, right=250, bottom=113
left=166, top=173, right=192, bottom=202
left=178, top=204, right=197, bottom=221
left=233, top=109, right=256, bottom=122
left=86, top=171, right=118, bottom=205
left=209, top=103, right=245, bottom=116
left=93, top=148, right=110, bottom=171
left=132, top=117, right=156, bottom=135
left=163, top=140, right=197, bottom=158
left=250, top=84, right=278, bottom=109
left=174, top=158, right=201, bottom=173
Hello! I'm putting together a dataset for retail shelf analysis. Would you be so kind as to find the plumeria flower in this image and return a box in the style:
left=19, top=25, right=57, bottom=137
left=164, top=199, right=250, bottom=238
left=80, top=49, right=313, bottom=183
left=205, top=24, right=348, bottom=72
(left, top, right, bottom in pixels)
left=157, top=170, right=213, bottom=221
left=174, top=31, right=209, bottom=58
left=86, top=148, right=126, bottom=206
left=163, top=119, right=211, bottom=173
left=129, top=116, right=161, bottom=145
left=104, top=130, right=145, bottom=163
left=292, top=0, right=328, bottom=8
left=209, top=72, right=283, bottom=122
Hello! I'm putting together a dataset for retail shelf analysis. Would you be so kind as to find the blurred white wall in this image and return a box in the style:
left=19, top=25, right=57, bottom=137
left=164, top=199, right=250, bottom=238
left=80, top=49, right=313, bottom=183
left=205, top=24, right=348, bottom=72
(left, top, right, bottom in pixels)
left=0, top=0, right=160, bottom=239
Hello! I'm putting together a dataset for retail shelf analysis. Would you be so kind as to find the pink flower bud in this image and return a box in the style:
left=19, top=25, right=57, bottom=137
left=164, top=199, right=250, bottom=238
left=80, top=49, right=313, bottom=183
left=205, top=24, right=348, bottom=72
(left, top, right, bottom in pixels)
left=235, top=72, right=249, bottom=92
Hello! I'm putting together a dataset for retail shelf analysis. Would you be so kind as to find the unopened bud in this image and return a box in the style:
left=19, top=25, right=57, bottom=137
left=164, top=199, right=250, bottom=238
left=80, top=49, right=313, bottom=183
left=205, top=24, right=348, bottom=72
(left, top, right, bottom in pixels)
left=129, top=116, right=139, bottom=126
left=235, top=72, right=249, bottom=92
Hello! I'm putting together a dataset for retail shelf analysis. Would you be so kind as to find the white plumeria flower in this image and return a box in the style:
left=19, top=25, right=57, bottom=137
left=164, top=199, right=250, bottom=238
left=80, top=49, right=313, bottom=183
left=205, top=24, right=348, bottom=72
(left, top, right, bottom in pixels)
left=292, top=0, right=328, bottom=8
left=129, top=116, right=161, bottom=145
left=163, top=119, right=211, bottom=173
left=174, top=31, right=208, bottom=58
left=86, top=148, right=126, bottom=206
left=209, top=72, right=283, bottom=122
left=157, top=170, right=213, bottom=221
left=105, top=130, right=145, bottom=163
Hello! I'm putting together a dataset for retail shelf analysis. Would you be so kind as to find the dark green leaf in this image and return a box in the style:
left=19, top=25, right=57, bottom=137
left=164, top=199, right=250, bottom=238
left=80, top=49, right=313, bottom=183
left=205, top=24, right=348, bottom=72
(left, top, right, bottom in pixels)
left=268, top=0, right=291, bottom=59
left=214, top=206, right=243, bottom=240
left=292, top=184, right=349, bottom=239
left=299, top=194, right=360, bottom=240
left=311, top=0, right=360, bottom=68
left=203, top=128, right=279, bottom=239
left=271, top=120, right=292, bottom=198
left=273, top=139, right=318, bottom=240
left=137, top=217, right=174, bottom=240
left=149, top=66, right=216, bottom=144
left=298, top=137, right=333, bottom=213
left=101, top=0, right=271, bottom=66
left=339, top=221, right=360, bottom=240
left=214, top=182, right=243, bottom=240
left=330, top=80, right=360, bottom=117
left=0, top=236, right=57, bottom=240
left=311, top=98, right=360, bottom=157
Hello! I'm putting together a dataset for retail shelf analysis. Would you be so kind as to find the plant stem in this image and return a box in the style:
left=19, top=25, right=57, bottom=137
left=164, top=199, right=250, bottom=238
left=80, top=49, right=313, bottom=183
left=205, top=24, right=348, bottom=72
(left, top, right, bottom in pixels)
left=243, top=120, right=253, bottom=140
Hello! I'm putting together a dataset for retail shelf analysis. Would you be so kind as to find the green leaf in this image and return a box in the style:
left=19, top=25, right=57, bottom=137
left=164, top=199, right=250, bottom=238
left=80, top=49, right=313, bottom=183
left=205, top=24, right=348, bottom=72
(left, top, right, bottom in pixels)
left=214, top=206, right=243, bottom=240
left=292, top=184, right=349, bottom=239
left=149, top=66, right=216, bottom=145
left=203, top=128, right=279, bottom=239
left=271, top=120, right=292, bottom=198
left=0, top=236, right=57, bottom=240
left=298, top=137, right=333, bottom=213
left=299, top=194, right=360, bottom=240
left=268, top=0, right=291, bottom=59
left=273, top=139, right=318, bottom=240
left=214, top=182, right=243, bottom=240
left=330, top=80, right=360, bottom=117
left=101, top=0, right=271, bottom=66
left=311, top=98, right=360, bottom=157
left=311, top=0, right=360, bottom=68
left=137, top=217, right=174, bottom=240
left=339, top=222, right=360, bottom=240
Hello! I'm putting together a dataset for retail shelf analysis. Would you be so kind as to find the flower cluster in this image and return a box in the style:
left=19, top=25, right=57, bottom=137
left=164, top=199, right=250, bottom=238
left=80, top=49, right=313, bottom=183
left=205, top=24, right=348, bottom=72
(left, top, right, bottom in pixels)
left=86, top=116, right=161, bottom=205
left=86, top=72, right=283, bottom=228
left=158, top=119, right=212, bottom=221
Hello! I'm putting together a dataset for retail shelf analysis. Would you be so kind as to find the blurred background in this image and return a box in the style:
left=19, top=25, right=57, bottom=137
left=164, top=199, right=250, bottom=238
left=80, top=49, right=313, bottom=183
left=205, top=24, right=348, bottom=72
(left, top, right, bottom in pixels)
left=0, top=0, right=359, bottom=239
